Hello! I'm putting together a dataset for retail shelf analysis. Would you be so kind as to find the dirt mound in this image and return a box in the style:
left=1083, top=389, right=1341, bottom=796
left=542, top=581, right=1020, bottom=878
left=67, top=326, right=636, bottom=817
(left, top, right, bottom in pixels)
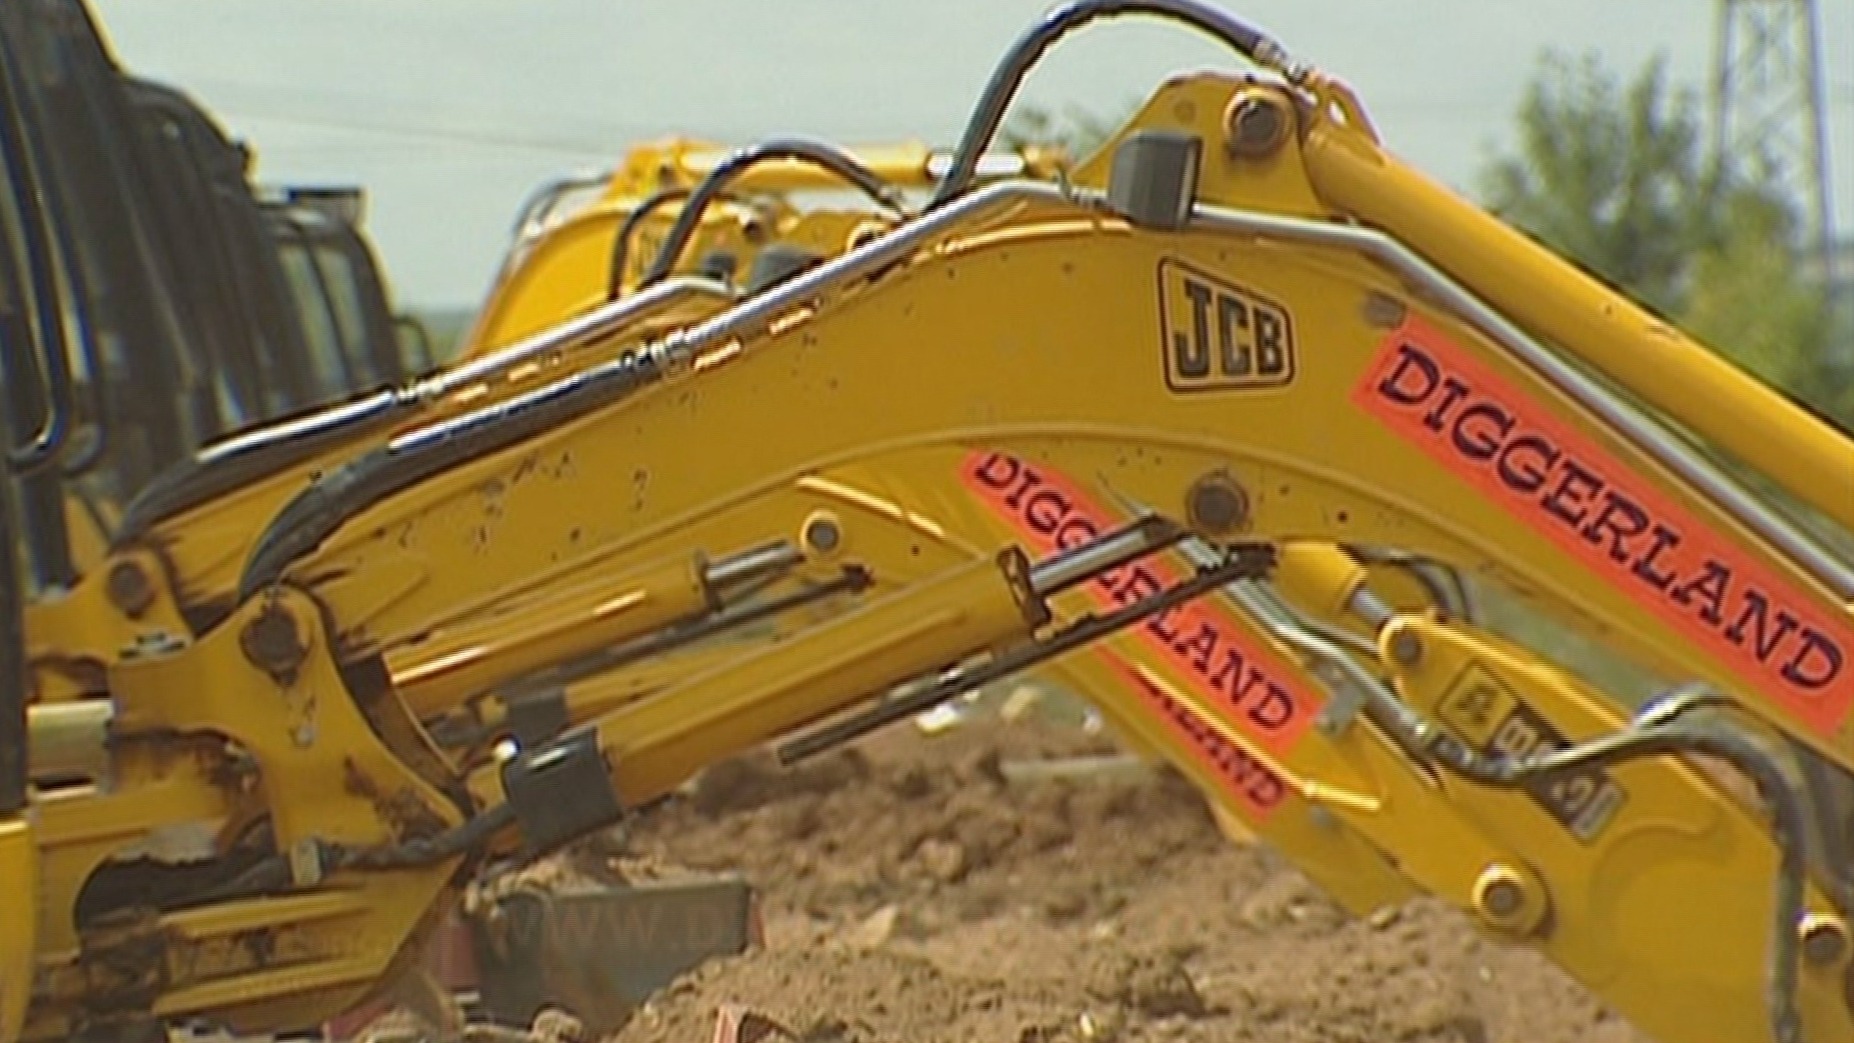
left=598, top=719, right=1646, bottom=1043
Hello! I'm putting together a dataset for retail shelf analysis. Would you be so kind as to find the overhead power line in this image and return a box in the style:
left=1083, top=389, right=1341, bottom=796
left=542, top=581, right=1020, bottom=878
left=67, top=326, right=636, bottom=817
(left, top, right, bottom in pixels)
left=215, top=107, right=621, bottom=157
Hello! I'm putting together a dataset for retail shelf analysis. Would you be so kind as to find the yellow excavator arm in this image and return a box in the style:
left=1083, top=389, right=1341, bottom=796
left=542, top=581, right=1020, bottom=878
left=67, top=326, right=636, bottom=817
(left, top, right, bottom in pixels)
left=26, top=137, right=998, bottom=704
left=13, top=3, right=1854, bottom=1043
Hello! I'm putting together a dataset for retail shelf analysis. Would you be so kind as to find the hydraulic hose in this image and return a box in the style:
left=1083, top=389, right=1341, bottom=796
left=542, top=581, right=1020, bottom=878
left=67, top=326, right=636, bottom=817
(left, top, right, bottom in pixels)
left=607, top=187, right=692, bottom=301
left=0, top=29, right=76, bottom=475
left=636, top=138, right=907, bottom=289
left=928, top=0, right=1298, bottom=209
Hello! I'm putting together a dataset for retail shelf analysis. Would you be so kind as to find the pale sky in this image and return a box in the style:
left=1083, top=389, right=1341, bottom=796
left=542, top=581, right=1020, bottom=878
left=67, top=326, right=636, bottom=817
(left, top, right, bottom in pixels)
left=88, top=0, right=1854, bottom=309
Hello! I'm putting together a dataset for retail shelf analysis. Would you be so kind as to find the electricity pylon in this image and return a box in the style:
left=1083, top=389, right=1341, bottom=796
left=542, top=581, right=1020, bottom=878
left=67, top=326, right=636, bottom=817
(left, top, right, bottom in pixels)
left=1710, top=0, right=1836, bottom=289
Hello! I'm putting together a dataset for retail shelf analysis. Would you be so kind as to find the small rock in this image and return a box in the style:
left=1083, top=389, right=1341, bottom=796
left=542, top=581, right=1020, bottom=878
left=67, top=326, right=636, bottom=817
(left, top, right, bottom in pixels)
left=1086, top=953, right=1208, bottom=1019
left=1237, top=872, right=1345, bottom=931
left=1163, top=940, right=1203, bottom=963
left=1000, top=685, right=1044, bottom=721
left=1397, top=979, right=1482, bottom=1042
left=887, top=766, right=933, bottom=801
left=797, top=1016, right=860, bottom=1043
left=961, top=748, right=1008, bottom=787
left=689, top=757, right=774, bottom=817
left=772, top=801, right=824, bottom=842
left=846, top=905, right=900, bottom=948
left=711, top=1006, right=797, bottom=1043
left=1121, top=957, right=1208, bottom=1019
left=1078, top=1006, right=1125, bottom=1042
left=530, top=1007, right=585, bottom=1043
left=1368, top=907, right=1402, bottom=931
left=843, top=904, right=923, bottom=948
left=1040, top=890, right=1087, bottom=923
left=1022, top=816, right=1075, bottom=852
left=918, top=838, right=969, bottom=883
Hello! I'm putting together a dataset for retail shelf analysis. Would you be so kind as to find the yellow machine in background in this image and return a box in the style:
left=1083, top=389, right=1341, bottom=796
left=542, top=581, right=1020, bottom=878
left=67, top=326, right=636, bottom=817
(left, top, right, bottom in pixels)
left=458, top=136, right=1068, bottom=355
left=0, top=0, right=441, bottom=703
left=4, top=3, right=1853, bottom=1043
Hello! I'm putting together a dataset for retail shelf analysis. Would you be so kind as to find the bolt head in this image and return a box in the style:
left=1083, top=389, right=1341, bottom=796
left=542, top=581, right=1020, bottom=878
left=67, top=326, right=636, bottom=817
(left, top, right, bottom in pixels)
left=803, top=514, right=842, bottom=554
left=1362, top=292, right=1408, bottom=330
left=1471, top=864, right=1538, bottom=935
left=1801, top=915, right=1849, bottom=967
left=1482, top=879, right=1523, bottom=917
left=241, top=607, right=307, bottom=679
left=106, top=561, right=156, bottom=618
left=1185, top=474, right=1249, bottom=537
left=1225, top=93, right=1291, bottom=159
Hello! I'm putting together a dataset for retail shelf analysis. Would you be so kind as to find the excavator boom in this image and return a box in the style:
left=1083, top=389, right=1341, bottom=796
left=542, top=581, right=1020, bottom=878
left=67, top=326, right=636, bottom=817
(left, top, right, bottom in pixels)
left=225, top=21, right=1849, bottom=1037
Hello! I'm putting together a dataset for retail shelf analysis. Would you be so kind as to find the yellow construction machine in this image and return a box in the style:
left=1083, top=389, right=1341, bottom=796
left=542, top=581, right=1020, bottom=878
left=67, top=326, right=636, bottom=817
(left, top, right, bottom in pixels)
left=458, top=136, right=1068, bottom=355
left=1, top=0, right=442, bottom=696
left=4, top=3, right=1853, bottom=1043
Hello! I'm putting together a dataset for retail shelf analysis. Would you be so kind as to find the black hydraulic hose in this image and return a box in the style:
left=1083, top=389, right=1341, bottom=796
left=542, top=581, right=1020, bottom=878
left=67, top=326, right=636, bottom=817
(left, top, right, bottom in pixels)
left=607, top=187, right=693, bottom=302
left=33, top=110, right=108, bottom=481
left=0, top=31, right=76, bottom=475
left=332, top=802, right=517, bottom=870
left=181, top=803, right=517, bottom=904
left=636, top=138, right=908, bottom=290
left=1794, top=745, right=1854, bottom=918
left=605, top=185, right=755, bottom=301
left=928, top=0, right=1294, bottom=210
left=7, top=64, right=106, bottom=482
left=57, top=369, right=109, bottom=479
left=237, top=346, right=662, bottom=599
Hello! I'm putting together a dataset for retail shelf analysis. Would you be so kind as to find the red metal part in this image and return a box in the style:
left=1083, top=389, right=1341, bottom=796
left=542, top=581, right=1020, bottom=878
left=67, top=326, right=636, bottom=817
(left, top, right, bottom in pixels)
left=710, top=1004, right=792, bottom=1043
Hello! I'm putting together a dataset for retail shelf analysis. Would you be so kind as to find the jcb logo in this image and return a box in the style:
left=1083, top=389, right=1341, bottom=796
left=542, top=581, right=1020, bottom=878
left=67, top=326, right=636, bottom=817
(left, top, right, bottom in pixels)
left=1159, top=259, right=1296, bottom=392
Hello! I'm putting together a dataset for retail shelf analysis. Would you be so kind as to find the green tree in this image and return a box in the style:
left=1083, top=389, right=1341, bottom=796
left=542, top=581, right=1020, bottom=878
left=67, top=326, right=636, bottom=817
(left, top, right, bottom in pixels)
left=1480, top=52, right=1717, bottom=317
left=1000, top=100, right=1132, bottom=161
left=1680, top=191, right=1851, bottom=426
left=1480, top=48, right=1848, bottom=426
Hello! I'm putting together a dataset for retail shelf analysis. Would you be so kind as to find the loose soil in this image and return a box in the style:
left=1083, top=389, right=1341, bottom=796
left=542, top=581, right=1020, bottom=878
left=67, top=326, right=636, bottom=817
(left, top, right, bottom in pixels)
left=552, top=716, right=1654, bottom=1043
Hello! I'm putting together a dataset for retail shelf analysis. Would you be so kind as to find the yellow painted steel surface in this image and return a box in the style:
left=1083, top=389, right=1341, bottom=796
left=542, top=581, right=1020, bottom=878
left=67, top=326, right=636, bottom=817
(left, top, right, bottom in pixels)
left=0, top=818, right=34, bottom=1043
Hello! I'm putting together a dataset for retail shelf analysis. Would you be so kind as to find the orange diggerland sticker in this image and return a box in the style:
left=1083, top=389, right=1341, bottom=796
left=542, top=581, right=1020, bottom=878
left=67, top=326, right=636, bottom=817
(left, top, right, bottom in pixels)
left=1353, top=317, right=1853, bottom=736
left=1094, top=647, right=1289, bottom=822
left=961, top=450, right=1325, bottom=778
